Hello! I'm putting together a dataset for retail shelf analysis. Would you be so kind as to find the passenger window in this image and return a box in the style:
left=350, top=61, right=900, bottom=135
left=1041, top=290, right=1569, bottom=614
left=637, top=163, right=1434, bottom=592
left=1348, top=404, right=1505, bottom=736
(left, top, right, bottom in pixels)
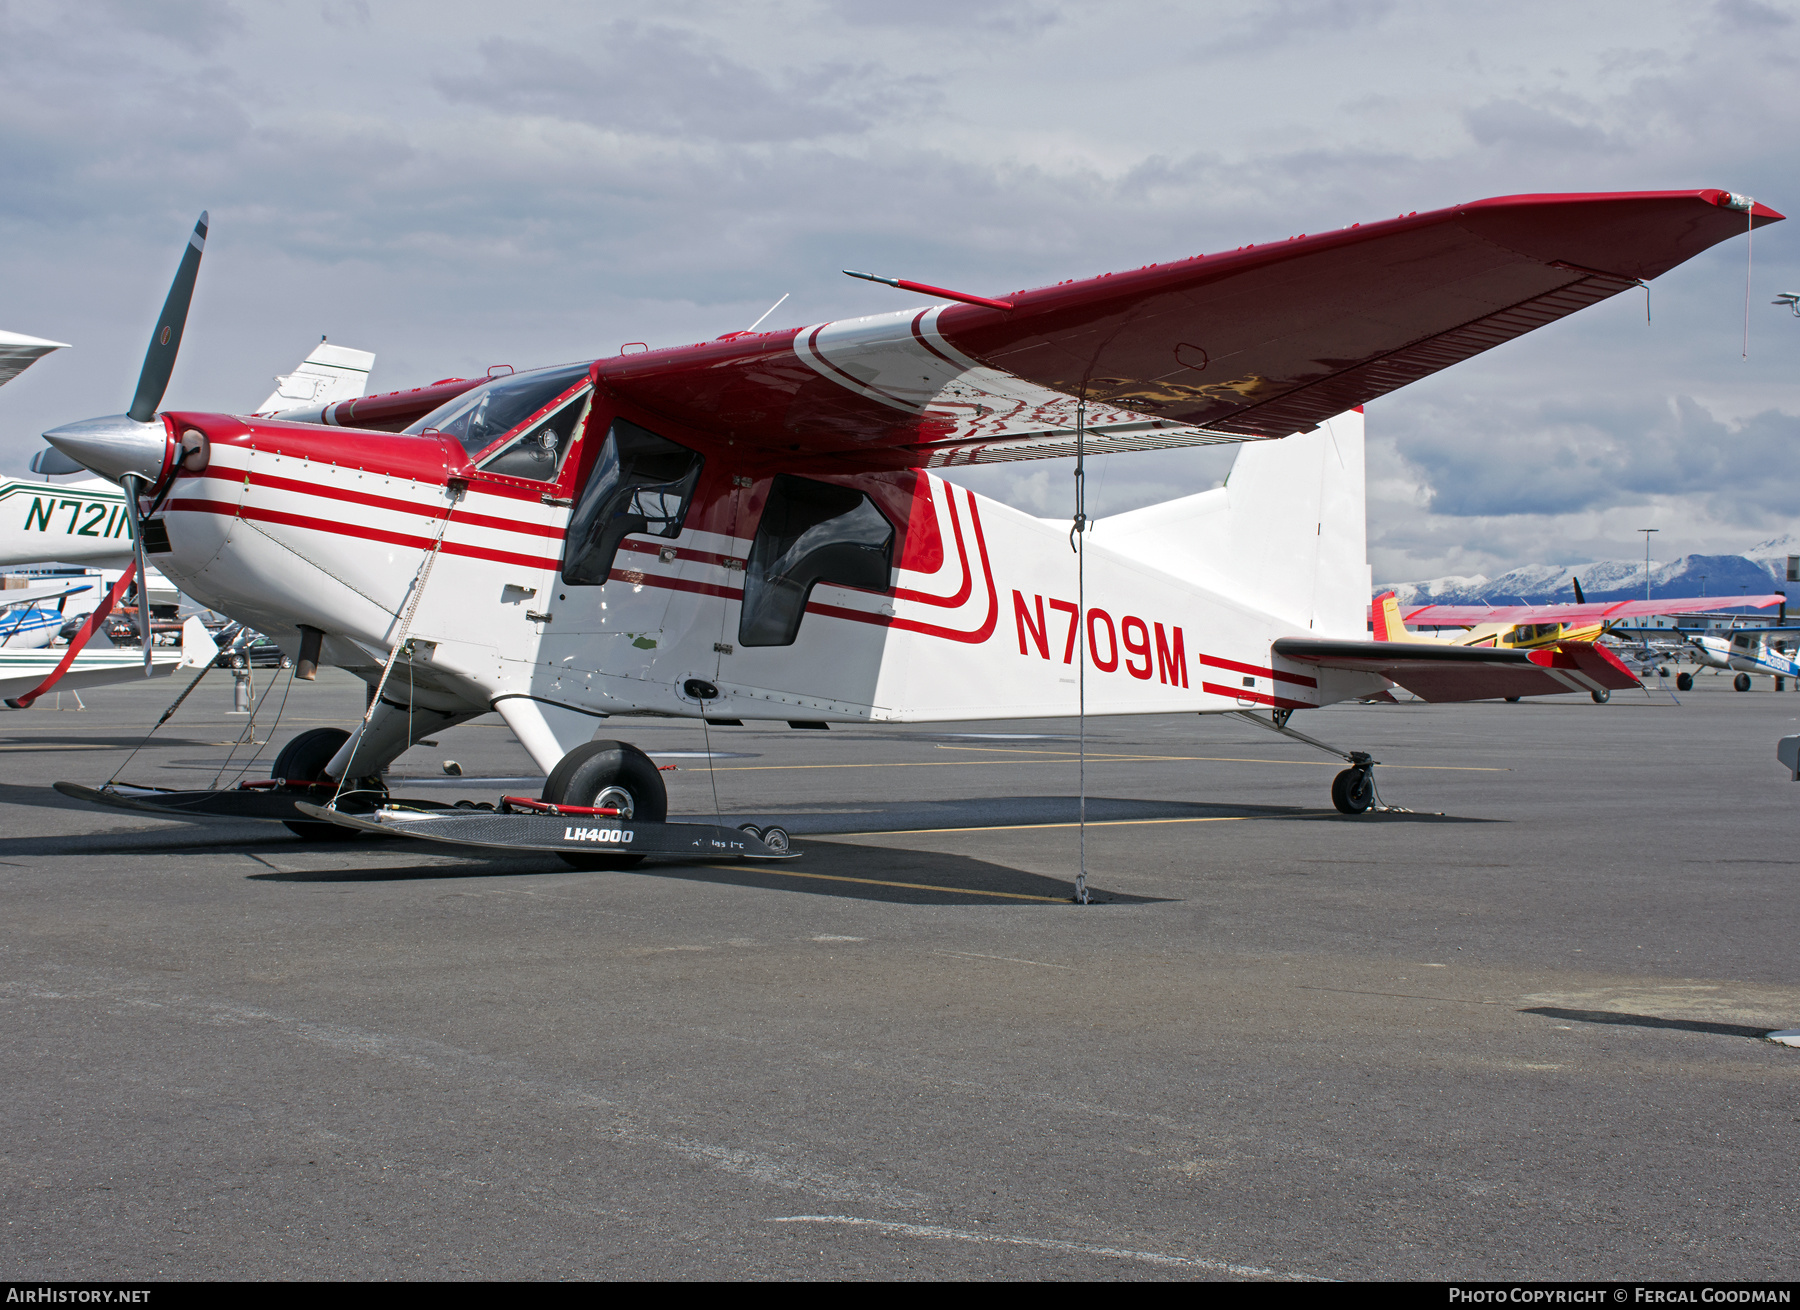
left=560, top=419, right=703, bottom=586
left=480, top=390, right=590, bottom=481
left=739, top=475, right=893, bottom=648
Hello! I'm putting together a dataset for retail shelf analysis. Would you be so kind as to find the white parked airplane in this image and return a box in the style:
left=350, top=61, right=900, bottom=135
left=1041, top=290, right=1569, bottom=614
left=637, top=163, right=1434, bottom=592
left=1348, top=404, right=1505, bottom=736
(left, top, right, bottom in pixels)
left=40, top=192, right=1781, bottom=871
left=0, top=577, right=93, bottom=649
left=1684, top=630, right=1800, bottom=691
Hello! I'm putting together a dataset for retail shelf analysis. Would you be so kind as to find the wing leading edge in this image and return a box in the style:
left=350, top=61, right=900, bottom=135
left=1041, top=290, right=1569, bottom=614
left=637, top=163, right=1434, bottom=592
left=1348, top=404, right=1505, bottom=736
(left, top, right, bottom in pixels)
left=1397, top=594, right=1787, bottom=627
left=595, top=189, right=1781, bottom=468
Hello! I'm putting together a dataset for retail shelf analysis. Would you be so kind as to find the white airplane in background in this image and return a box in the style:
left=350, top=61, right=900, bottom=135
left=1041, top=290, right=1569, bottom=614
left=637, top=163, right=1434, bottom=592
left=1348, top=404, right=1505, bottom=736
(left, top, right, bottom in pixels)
left=1685, top=629, right=1800, bottom=691
left=38, top=192, right=1781, bottom=878
left=0, top=577, right=93, bottom=649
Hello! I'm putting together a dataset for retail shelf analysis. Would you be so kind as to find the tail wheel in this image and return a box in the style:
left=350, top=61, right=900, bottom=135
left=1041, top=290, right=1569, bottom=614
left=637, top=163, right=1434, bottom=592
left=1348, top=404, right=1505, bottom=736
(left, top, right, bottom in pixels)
left=544, top=740, right=666, bottom=869
left=1590, top=689, right=1611, bottom=704
left=1676, top=672, right=1693, bottom=691
left=1330, top=766, right=1375, bottom=815
left=271, top=727, right=373, bottom=842
left=1735, top=673, right=1753, bottom=692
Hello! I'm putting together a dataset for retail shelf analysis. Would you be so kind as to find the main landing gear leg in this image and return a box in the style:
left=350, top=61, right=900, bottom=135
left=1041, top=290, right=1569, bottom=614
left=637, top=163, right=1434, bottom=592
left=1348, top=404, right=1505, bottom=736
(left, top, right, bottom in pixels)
left=1227, top=709, right=1385, bottom=816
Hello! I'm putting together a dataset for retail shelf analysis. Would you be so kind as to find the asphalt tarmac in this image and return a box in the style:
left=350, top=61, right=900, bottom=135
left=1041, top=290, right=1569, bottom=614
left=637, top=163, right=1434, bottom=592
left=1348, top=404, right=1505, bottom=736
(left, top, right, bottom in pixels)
left=2, top=666, right=1796, bottom=1281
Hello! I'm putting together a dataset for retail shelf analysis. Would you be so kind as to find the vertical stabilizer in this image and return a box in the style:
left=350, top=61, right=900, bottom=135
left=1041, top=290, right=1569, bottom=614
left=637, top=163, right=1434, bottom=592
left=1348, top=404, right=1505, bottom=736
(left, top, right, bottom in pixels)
left=1091, top=409, right=1370, bottom=637
left=1371, top=591, right=1424, bottom=642
left=257, top=342, right=375, bottom=414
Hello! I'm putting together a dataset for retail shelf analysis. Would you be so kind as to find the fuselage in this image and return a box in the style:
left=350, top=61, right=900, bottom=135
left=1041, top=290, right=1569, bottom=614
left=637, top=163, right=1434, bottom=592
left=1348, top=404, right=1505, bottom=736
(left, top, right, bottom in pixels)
left=148, top=377, right=1383, bottom=737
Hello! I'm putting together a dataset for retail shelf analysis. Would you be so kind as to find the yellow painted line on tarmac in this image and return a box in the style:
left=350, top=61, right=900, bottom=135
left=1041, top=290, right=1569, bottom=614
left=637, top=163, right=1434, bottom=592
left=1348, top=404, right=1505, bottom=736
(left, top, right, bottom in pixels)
left=928, top=744, right=1504, bottom=771
left=728, top=866, right=1067, bottom=902
left=0, top=742, right=121, bottom=751
left=717, top=757, right=1068, bottom=772
left=713, top=754, right=1503, bottom=773
left=835, top=816, right=1248, bottom=836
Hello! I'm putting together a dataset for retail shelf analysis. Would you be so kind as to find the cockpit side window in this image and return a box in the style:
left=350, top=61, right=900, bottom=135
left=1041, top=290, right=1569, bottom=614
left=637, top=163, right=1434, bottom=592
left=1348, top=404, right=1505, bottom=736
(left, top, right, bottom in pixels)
left=739, top=475, right=893, bottom=648
left=479, top=389, right=590, bottom=481
left=405, top=362, right=592, bottom=460
left=560, top=419, right=703, bottom=586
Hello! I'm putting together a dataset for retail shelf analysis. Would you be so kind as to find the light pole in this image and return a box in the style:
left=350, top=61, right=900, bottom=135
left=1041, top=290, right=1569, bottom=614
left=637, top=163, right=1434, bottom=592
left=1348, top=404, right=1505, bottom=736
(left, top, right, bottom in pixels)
left=1640, top=528, right=1659, bottom=604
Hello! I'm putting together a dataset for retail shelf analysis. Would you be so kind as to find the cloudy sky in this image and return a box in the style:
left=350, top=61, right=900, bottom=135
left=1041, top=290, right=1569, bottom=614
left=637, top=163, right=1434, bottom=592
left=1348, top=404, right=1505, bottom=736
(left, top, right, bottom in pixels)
left=3, top=0, right=1797, bottom=583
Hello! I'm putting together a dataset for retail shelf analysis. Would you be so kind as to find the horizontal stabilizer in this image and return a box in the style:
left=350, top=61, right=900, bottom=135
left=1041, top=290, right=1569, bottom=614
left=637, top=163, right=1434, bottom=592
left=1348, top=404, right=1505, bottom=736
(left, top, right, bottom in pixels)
left=1274, top=636, right=1639, bottom=702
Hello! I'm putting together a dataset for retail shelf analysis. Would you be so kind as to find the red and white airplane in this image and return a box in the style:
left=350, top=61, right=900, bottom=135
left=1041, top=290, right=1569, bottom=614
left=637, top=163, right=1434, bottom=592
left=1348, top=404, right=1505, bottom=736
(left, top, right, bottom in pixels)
left=41, top=190, right=1780, bottom=865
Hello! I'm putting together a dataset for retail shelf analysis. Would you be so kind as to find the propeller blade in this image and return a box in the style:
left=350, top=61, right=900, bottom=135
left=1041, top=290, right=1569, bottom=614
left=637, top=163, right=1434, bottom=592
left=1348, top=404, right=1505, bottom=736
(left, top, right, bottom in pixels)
left=127, top=211, right=208, bottom=424
left=121, top=474, right=153, bottom=675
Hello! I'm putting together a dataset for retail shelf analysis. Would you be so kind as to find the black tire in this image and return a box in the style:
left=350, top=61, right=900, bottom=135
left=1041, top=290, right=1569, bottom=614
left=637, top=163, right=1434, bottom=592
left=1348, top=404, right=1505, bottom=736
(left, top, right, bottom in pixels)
left=272, top=727, right=356, bottom=842
left=1734, top=673, right=1753, bottom=692
left=1590, top=689, right=1610, bottom=704
left=1331, top=767, right=1375, bottom=815
left=544, top=740, right=666, bottom=869
left=759, top=826, right=791, bottom=854
left=1503, top=696, right=1521, bottom=703
left=1676, top=672, right=1693, bottom=691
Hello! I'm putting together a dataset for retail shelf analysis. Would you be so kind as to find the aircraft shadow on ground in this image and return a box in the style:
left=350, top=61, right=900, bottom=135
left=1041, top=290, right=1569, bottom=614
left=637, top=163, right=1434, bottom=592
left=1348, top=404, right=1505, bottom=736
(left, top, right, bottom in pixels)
left=724, top=794, right=1496, bottom=831
left=1521, top=1005, right=1777, bottom=1041
left=247, top=839, right=1165, bottom=905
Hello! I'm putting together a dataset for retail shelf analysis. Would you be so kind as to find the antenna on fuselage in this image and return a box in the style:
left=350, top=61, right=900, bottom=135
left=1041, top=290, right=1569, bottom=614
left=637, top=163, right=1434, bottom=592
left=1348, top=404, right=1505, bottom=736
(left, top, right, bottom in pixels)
left=746, top=293, right=789, bottom=334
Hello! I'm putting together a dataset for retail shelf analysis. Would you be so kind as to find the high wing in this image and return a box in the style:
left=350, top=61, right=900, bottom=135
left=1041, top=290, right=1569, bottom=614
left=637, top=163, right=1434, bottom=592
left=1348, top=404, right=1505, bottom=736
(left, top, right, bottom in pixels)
left=1397, top=594, right=1787, bottom=627
left=1274, top=637, right=1640, bottom=703
left=593, top=190, right=1780, bottom=469
left=1, top=331, right=71, bottom=388
left=0, top=579, right=93, bottom=610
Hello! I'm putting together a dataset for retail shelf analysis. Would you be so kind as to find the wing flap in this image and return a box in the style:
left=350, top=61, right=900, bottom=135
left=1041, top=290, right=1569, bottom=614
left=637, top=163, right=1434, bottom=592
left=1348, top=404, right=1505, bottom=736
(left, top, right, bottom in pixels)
left=1274, top=636, right=1640, bottom=702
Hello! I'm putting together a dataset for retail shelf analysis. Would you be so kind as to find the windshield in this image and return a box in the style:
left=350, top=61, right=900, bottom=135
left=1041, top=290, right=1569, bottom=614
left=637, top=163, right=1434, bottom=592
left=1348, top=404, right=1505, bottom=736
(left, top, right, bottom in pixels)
left=480, top=390, right=591, bottom=482
left=404, top=362, right=592, bottom=458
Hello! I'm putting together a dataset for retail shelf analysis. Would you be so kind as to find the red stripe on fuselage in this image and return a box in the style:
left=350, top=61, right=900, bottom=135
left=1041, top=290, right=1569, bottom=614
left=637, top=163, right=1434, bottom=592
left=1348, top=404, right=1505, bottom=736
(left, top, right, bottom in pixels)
left=1200, top=681, right=1313, bottom=710
left=167, top=498, right=563, bottom=571
left=190, top=465, right=566, bottom=539
left=1198, top=651, right=1318, bottom=689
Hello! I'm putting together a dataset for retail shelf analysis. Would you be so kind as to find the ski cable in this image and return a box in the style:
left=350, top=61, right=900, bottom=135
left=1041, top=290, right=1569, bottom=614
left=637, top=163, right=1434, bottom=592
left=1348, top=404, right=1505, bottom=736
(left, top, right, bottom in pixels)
left=107, top=656, right=214, bottom=786
left=1071, top=400, right=1090, bottom=905
left=330, top=479, right=463, bottom=807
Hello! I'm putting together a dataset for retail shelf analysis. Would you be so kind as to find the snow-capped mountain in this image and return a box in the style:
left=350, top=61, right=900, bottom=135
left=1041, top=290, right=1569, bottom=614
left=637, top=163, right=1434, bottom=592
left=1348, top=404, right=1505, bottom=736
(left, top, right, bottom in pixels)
left=1382, top=535, right=1798, bottom=606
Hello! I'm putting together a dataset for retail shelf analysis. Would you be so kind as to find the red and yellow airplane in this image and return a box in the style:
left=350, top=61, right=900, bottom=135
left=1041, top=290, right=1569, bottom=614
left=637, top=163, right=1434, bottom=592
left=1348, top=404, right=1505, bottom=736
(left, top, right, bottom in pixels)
left=1371, top=589, right=1787, bottom=700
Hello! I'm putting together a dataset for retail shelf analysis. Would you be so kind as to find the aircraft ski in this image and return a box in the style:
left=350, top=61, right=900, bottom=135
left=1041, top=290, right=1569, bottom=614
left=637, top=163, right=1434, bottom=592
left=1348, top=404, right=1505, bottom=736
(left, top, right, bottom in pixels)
left=52, top=779, right=396, bottom=823
left=292, top=802, right=796, bottom=860
left=51, top=779, right=795, bottom=862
